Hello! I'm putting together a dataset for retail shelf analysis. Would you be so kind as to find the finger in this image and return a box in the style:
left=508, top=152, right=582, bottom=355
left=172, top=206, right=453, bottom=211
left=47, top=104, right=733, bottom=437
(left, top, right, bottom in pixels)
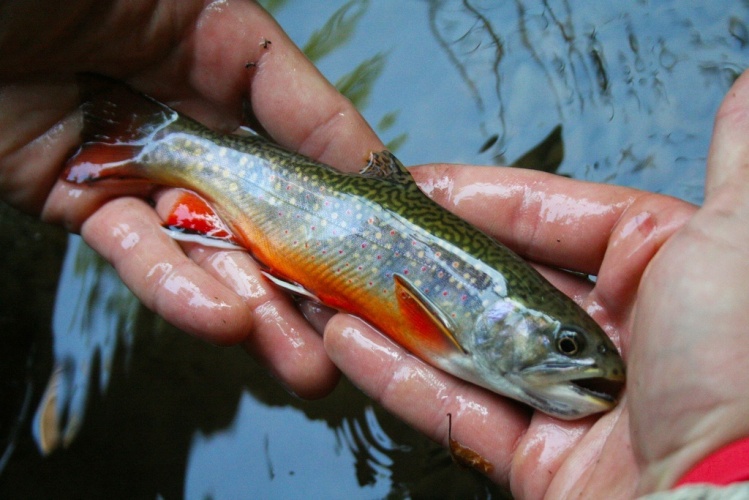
left=411, top=163, right=695, bottom=278
left=79, top=196, right=254, bottom=344
left=171, top=237, right=340, bottom=399
left=0, top=80, right=80, bottom=214
left=325, top=313, right=639, bottom=497
left=705, top=69, right=749, bottom=197
left=516, top=405, right=638, bottom=499
left=70, top=186, right=339, bottom=398
left=409, top=164, right=639, bottom=273
left=323, top=313, right=531, bottom=486
left=151, top=187, right=340, bottom=398
left=149, top=0, right=384, bottom=169
left=593, top=194, right=694, bottom=349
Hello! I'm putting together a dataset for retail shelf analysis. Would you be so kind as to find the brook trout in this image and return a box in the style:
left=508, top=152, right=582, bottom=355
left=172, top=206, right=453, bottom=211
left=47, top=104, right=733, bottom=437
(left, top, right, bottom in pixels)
left=64, top=83, right=625, bottom=419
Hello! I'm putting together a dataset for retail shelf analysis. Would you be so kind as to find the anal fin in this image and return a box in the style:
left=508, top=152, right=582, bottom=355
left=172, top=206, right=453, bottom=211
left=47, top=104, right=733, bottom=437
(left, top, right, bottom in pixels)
left=163, top=190, right=243, bottom=249
left=260, top=271, right=320, bottom=302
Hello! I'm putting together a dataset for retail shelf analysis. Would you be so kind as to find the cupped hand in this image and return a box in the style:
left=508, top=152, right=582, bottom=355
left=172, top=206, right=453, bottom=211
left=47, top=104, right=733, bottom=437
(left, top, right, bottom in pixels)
left=0, top=0, right=383, bottom=398
left=324, top=73, right=749, bottom=497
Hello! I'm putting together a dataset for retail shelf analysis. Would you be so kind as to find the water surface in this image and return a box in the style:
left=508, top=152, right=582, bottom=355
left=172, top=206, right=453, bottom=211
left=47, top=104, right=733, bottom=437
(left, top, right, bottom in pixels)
left=1, top=1, right=746, bottom=498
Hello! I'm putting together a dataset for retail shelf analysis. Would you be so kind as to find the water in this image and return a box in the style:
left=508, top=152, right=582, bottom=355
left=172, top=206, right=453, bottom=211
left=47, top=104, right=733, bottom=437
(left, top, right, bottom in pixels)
left=1, top=1, right=746, bottom=498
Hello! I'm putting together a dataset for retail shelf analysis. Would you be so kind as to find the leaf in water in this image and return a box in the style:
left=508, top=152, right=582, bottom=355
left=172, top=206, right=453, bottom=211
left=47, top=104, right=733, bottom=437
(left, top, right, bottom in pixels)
left=302, top=0, right=370, bottom=63
left=478, top=134, right=499, bottom=154
left=730, top=16, right=748, bottom=47
left=257, top=0, right=290, bottom=14
left=32, top=235, right=140, bottom=454
left=378, top=112, right=407, bottom=152
left=385, top=133, right=409, bottom=153
left=377, top=110, right=400, bottom=132
left=335, top=52, right=387, bottom=110
left=511, top=124, right=565, bottom=174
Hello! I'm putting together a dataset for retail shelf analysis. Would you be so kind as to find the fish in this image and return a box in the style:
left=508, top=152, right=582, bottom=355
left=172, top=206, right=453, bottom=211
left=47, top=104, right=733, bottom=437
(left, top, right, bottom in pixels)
left=64, top=82, right=625, bottom=419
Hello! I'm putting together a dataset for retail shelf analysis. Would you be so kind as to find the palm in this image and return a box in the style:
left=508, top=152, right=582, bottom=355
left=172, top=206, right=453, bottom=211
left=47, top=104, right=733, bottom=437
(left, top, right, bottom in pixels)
left=0, top=0, right=384, bottom=398
left=325, top=166, right=688, bottom=496
left=325, top=71, right=749, bottom=498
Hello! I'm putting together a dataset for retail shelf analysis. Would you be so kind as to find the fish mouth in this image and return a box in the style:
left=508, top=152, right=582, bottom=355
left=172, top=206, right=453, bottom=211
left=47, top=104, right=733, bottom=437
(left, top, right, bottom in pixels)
left=568, top=375, right=624, bottom=404
left=516, top=366, right=625, bottom=419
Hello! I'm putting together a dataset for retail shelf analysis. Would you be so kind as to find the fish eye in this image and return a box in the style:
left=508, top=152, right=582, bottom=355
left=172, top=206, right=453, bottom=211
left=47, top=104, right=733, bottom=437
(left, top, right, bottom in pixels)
left=556, top=329, right=584, bottom=356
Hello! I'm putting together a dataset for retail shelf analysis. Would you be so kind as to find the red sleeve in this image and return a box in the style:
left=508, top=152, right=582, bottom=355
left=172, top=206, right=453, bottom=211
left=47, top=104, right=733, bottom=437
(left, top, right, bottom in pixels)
left=675, top=437, right=749, bottom=487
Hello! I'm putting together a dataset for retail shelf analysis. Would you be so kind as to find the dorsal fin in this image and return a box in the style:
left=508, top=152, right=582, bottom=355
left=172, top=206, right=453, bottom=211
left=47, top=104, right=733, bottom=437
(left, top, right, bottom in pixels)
left=359, top=150, right=414, bottom=185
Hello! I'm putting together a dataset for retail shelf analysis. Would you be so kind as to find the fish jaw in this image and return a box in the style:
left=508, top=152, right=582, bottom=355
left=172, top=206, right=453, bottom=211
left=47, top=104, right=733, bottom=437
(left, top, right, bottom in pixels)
left=437, top=352, right=624, bottom=420
left=512, top=362, right=626, bottom=419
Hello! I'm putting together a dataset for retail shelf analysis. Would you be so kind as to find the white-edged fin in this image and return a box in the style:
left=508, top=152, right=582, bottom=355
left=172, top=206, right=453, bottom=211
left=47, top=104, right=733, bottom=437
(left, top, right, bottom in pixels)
left=260, top=271, right=320, bottom=301
left=161, top=227, right=245, bottom=250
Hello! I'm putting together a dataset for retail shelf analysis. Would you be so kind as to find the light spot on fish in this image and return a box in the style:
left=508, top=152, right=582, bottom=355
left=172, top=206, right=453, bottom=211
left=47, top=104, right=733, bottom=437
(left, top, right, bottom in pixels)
left=493, top=281, right=508, bottom=297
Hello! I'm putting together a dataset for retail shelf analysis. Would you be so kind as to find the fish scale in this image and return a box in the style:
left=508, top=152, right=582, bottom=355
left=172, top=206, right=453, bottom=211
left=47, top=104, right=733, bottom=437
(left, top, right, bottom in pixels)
left=64, top=82, right=625, bottom=419
left=158, top=129, right=490, bottom=326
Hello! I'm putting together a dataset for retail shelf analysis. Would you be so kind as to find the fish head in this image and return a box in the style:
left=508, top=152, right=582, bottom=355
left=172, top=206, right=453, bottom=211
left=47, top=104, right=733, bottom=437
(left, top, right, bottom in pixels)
left=470, top=297, right=625, bottom=419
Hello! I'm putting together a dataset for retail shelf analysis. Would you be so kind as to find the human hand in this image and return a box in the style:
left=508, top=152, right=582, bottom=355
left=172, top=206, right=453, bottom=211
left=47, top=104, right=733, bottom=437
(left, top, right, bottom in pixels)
left=0, top=0, right=383, bottom=398
left=324, top=72, right=749, bottom=498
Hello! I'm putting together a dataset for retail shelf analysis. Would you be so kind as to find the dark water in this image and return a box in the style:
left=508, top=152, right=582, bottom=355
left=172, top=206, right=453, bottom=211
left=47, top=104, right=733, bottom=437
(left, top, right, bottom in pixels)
left=1, top=1, right=747, bottom=498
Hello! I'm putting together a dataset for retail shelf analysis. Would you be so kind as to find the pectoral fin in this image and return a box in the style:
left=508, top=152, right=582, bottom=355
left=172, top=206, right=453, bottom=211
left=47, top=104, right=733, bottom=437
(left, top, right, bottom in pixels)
left=393, top=274, right=467, bottom=357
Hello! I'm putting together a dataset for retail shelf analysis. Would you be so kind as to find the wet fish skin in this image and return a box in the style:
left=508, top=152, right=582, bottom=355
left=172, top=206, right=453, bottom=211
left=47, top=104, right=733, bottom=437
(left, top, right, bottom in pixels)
left=65, top=83, right=625, bottom=419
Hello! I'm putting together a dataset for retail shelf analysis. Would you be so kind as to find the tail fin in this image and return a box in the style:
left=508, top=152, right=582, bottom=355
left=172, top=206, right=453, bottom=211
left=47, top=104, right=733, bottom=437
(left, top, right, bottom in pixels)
left=64, top=77, right=179, bottom=183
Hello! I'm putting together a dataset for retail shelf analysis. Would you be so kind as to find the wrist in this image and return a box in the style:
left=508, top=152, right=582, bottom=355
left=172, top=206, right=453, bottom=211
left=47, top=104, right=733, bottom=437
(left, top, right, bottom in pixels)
left=674, top=437, right=749, bottom=487
left=637, top=409, right=749, bottom=492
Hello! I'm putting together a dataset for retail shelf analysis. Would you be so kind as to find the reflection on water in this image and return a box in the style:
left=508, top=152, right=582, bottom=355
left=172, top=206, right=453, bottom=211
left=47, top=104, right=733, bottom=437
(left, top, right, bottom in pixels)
left=32, top=236, right=138, bottom=455
left=415, top=1, right=746, bottom=203
left=1, top=1, right=748, bottom=498
left=184, top=398, right=396, bottom=497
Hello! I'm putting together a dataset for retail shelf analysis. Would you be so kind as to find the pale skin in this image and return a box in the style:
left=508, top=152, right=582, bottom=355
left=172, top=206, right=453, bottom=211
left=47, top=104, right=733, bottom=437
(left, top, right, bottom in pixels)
left=1, top=1, right=748, bottom=497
